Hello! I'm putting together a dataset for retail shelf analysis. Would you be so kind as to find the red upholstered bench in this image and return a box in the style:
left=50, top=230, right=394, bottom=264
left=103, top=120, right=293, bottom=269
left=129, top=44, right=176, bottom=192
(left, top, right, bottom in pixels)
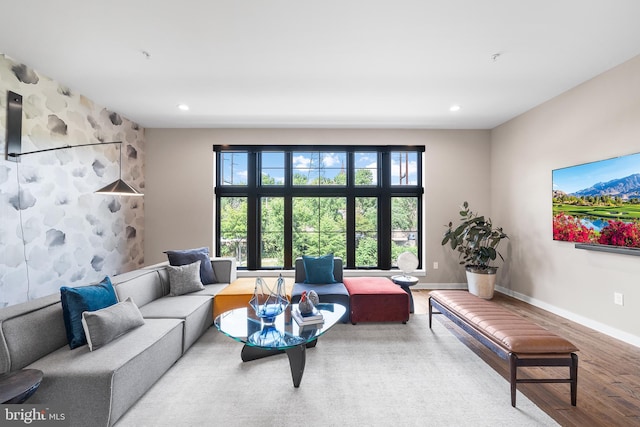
left=343, top=277, right=410, bottom=324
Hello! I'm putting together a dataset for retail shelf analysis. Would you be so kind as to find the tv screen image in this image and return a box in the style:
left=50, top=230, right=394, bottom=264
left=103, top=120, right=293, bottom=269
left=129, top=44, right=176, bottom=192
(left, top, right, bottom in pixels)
left=552, top=152, right=640, bottom=249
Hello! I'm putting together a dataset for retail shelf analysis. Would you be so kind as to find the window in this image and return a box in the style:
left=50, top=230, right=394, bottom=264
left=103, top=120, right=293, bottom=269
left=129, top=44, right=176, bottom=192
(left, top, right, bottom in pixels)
left=292, top=152, right=347, bottom=186
left=354, top=152, right=378, bottom=186
left=261, top=152, right=284, bottom=186
left=215, top=146, right=424, bottom=270
left=391, top=197, right=418, bottom=266
left=391, top=151, right=418, bottom=185
left=260, top=196, right=284, bottom=266
left=219, top=197, right=247, bottom=267
left=221, top=152, right=248, bottom=185
left=355, top=197, right=377, bottom=266
left=292, top=197, right=346, bottom=260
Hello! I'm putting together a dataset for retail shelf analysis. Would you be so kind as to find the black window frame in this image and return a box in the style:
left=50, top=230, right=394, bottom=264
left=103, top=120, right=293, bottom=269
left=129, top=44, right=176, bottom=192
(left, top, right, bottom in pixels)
left=214, top=145, right=424, bottom=271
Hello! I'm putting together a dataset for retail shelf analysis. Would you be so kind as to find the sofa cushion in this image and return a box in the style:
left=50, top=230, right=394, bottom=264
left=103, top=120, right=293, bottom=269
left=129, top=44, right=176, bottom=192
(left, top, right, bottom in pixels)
left=82, top=298, right=145, bottom=351
left=112, top=269, right=166, bottom=307
left=185, top=283, right=229, bottom=297
left=165, top=247, right=217, bottom=284
left=302, top=254, right=337, bottom=284
left=139, top=295, right=213, bottom=352
left=60, top=277, right=118, bottom=349
left=167, top=261, right=205, bottom=296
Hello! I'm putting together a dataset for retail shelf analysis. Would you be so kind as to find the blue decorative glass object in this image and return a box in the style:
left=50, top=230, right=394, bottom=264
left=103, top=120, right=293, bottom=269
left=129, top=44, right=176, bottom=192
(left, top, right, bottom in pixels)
left=249, top=275, right=289, bottom=324
left=248, top=325, right=287, bottom=347
left=248, top=325, right=305, bottom=348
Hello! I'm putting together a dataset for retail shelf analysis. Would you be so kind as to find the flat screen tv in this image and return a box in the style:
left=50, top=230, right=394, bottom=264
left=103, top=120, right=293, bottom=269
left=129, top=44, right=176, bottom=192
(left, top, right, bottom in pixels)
left=552, top=152, right=640, bottom=249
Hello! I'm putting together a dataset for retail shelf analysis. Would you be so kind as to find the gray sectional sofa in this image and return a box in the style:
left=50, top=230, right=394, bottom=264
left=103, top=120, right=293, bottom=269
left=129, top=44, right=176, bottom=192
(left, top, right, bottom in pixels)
left=0, top=257, right=236, bottom=427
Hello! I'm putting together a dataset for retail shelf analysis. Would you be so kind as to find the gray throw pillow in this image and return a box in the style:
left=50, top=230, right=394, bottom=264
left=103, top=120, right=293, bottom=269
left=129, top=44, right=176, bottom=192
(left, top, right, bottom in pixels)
left=81, top=297, right=145, bottom=351
left=167, top=260, right=205, bottom=296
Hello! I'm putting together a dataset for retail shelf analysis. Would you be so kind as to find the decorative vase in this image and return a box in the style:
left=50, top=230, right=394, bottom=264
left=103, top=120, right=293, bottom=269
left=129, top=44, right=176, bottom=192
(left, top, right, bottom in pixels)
left=465, top=267, right=497, bottom=300
left=248, top=325, right=286, bottom=347
left=249, top=274, right=289, bottom=323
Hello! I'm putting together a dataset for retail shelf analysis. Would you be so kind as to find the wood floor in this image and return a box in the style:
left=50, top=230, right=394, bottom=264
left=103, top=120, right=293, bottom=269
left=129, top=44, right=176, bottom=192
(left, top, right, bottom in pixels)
left=411, top=290, right=640, bottom=427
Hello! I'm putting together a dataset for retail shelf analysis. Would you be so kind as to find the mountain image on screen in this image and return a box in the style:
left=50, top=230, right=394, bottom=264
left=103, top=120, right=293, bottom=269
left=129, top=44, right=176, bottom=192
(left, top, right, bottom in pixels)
left=571, top=173, right=640, bottom=198
left=552, top=153, right=640, bottom=248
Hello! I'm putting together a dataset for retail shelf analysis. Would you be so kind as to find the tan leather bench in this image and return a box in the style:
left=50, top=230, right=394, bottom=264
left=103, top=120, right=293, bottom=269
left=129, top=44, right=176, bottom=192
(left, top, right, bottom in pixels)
left=428, top=290, right=578, bottom=407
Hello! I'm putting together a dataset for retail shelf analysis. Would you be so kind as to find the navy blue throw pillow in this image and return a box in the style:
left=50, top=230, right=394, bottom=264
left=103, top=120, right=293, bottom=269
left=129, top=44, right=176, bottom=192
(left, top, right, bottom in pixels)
left=60, top=276, right=118, bottom=349
left=302, top=254, right=337, bottom=284
left=165, top=247, right=217, bottom=284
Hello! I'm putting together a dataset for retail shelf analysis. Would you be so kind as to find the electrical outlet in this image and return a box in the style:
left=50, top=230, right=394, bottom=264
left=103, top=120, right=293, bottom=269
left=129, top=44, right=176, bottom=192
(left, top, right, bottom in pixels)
left=433, top=262, right=439, bottom=270
left=614, top=292, right=624, bottom=306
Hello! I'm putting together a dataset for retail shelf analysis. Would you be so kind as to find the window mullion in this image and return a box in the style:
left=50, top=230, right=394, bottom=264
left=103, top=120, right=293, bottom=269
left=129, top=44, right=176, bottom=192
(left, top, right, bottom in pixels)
left=379, top=150, right=392, bottom=269
left=246, top=152, right=258, bottom=270
left=284, top=195, right=293, bottom=269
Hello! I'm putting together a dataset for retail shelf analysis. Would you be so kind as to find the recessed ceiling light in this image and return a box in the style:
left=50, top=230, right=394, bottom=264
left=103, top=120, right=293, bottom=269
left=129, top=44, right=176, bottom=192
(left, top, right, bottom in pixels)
left=177, top=104, right=190, bottom=111
left=449, top=105, right=461, bottom=112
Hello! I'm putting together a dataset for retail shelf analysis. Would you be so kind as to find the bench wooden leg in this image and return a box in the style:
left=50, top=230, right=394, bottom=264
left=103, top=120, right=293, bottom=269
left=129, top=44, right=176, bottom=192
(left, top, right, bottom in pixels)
left=509, top=353, right=518, bottom=407
left=509, top=352, right=578, bottom=407
left=570, top=353, right=578, bottom=406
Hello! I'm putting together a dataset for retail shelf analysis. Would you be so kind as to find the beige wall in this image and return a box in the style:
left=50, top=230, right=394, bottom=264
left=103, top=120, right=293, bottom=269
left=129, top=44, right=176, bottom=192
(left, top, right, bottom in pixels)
left=144, top=128, right=491, bottom=284
left=491, top=55, right=640, bottom=344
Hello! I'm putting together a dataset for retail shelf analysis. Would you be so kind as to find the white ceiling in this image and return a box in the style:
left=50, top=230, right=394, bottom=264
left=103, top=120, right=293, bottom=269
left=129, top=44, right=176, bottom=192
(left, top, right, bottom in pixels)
left=2, top=1, right=640, bottom=129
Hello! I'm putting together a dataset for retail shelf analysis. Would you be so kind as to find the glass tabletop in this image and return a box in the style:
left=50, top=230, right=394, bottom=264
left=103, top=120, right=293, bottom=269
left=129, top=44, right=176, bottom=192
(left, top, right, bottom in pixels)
left=215, top=303, right=346, bottom=350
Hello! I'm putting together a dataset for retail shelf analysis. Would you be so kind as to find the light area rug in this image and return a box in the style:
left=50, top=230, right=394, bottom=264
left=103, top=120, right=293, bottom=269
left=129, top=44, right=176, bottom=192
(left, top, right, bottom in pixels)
left=115, top=314, right=558, bottom=427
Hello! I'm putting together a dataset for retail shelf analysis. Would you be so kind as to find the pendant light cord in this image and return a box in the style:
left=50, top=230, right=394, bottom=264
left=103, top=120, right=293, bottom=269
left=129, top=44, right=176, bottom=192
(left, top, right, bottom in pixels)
left=14, top=161, right=32, bottom=302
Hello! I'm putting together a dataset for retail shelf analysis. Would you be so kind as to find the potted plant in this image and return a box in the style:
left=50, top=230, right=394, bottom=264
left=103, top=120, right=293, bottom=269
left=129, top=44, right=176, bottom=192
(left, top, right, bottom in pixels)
left=441, top=201, right=509, bottom=299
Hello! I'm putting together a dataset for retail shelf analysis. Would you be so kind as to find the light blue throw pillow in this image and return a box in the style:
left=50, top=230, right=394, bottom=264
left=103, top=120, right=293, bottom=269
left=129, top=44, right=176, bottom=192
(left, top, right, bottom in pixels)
left=302, top=254, right=337, bottom=284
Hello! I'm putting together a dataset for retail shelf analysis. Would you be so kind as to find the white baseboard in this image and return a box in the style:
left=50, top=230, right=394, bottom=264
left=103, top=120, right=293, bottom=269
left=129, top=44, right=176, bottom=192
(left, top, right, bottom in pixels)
left=496, top=285, right=640, bottom=349
left=413, top=283, right=466, bottom=290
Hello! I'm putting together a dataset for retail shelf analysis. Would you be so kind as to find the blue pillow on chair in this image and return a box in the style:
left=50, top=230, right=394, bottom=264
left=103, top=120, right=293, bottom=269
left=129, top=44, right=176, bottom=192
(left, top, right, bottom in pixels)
left=303, top=254, right=337, bottom=284
left=60, top=276, right=118, bottom=349
left=165, top=247, right=217, bottom=284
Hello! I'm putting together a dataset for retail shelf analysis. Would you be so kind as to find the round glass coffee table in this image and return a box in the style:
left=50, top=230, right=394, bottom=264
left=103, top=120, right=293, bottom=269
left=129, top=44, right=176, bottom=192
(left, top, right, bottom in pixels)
left=215, top=303, right=345, bottom=387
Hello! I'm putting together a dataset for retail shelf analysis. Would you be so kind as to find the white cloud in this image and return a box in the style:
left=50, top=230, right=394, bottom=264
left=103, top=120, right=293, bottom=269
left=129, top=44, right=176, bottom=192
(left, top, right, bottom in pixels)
left=293, top=155, right=311, bottom=169
left=322, top=153, right=342, bottom=167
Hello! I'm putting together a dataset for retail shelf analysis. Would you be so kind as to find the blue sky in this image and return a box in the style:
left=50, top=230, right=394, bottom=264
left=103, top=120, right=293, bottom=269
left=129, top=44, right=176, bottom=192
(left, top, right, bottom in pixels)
left=553, top=152, right=640, bottom=194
